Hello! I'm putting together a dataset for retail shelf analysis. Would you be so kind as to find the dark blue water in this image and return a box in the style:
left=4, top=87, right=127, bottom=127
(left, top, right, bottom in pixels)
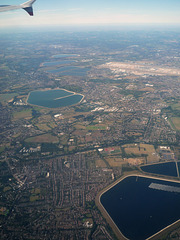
left=42, top=60, right=75, bottom=66
left=27, top=89, right=83, bottom=108
left=101, top=176, right=180, bottom=240
left=141, top=162, right=179, bottom=177
left=48, top=66, right=90, bottom=76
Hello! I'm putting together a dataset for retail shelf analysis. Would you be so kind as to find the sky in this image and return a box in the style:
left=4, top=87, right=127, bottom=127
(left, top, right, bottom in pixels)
left=0, top=0, right=180, bottom=29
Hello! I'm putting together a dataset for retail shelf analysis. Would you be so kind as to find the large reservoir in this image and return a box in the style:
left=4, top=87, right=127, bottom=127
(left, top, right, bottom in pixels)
left=141, top=161, right=180, bottom=177
left=100, top=175, right=180, bottom=240
left=27, top=89, right=84, bottom=108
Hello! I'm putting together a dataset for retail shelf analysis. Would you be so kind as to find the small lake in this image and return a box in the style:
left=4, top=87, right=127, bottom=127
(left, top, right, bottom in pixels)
left=52, top=54, right=79, bottom=58
left=42, top=60, right=75, bottom=67
left=140, top=161, right=180, bottom=177
left=48, top=66, right=90, bottom=76
left=27, top=89, right=83, bottom=108
left=100, top=175, right=180, bottom=240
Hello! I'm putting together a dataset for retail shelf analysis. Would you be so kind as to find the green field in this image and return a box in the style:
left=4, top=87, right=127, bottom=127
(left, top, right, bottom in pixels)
left=170, top=117, right=180, bottom=131
left=123, top=143, right=159, bottom=163
left=0, top=146, right=5, bottom=153
left=35, top=123, right=51, bottom=131
left=86, top=124, right=108, bottom=130
left=25, top=133, right=59, bottom=143
left=171, top=102, right=180, bottom=111
left=13, top=109, right=32, bottom=120
left=0, top=93, right=18, bottom=103
left=95, top=159, right=107, bottom=168
left=105, top=157, right=124, bottom=167
left=30, top=188, right=42, bottom=202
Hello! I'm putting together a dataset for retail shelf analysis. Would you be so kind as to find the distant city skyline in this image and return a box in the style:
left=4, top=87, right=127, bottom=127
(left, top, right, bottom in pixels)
left=0, top=0, right=180, bottom=29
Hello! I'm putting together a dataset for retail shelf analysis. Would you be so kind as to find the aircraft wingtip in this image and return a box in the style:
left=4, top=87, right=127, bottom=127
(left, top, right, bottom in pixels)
left=23, top=7, right=33, bottom=16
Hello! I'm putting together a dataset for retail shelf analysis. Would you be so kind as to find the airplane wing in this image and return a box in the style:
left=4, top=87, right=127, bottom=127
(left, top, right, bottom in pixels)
left=0, top=0, right=36, bottom=16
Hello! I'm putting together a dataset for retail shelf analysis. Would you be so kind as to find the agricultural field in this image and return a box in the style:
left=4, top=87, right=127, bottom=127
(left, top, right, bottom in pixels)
left=124, top=157, right=145, bottom=166
left=98, top=146, right=123, bottom=167
left=48, top=122, right=57, bottom=128
left=0, top=93, right=18, bottom=104
left=35, top=123, right=51, bottom=131
left=104, top=157, right=124, bottom=167
left=37, top=114, right=52, bottom=123
left=170, top=117, right=180, bottom=131
left=126, top=132, right=142, bottom=137
left=25, top=133, right=59, bottom=143
left=59, top=135, right=69, bottom=145
left=0, top=143, right=10, bottom=154
left=74, top=124, right=86, bottom=130
left=123, top=143, right=159, bottom=163
left=86, top=124, right=108, bottom=131
left=0, top=64, right=9, bottom=70
left=30, top=188, right=41, bottom=202
left=13, top=109, right=32, bottom=120
left=34, top=115, right=57, bottom=130
left=0, top=146, right=5, bottom=153
left=171, top=101, right=180, bottom=111
left=95, top=159, right=107, bottom=168
left=12, top=133, right=21, bottom=138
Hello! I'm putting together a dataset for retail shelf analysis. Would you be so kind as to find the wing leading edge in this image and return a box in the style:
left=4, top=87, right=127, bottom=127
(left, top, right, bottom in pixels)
left=0, top=0, right=36, bottom=16
left=21, top=0, right=36, bottom=16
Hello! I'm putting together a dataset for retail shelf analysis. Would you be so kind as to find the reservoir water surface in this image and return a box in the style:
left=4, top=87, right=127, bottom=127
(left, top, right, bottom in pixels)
left=100, top=175, right=180, bottom=240
left=42, top=60, right=75, bottom=67
left=52, top=54, right=79, bottom=58
left=140, top=161, right=180, bottom=177
left=27, top=89, right=84, bottom=108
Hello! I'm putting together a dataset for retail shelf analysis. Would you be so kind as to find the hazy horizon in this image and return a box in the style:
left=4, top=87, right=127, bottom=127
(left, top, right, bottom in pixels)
left=1, top=23, right=180, bottom=34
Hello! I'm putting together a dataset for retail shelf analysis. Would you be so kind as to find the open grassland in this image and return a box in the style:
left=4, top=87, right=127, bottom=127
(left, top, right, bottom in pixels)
left=30, top=195, right=40, bottom=202
left=69, top=146, right=76, bottom=152
left=74, top=124, right=86, bottom=130
left=3, top=186, right=11, bottom=192
left=0, top=65, right=9, bottom=70
left=105, top=157, right=124, bottom=167
left=35, top=123, right=51, bottom=131
left=0, top=146, right=5, bottom=153
left=59, top=135, right=69, bottom=145
left=126, top=132, right=142, bottom=137
left=171, top=101, right=180, bottom=111
left=31, top=188, right=41, bottom=194
left=123, top=143, right=159, bottom=163
left=10, top=84, right=26, bottom=90
left=95, top=159, right=107, bottom=168
left=86, top=124, right=108, bottom=131
left=12, top=133, right=21, bottom=138
left=48, top=122, right=57, bottom=128
left=0, top=93, right=18, bottom=103
left=63, top=111, right=89, bottom=119
left=170, top=117, right=180, bottom=131
left=139, top=87, right=155, bottom=92
left=25, top=133, right=59, bottom=143
left=36, top=115, right=57, bottom=128
left=124, top=157, right=145, bottom=165
left=13, top=109, right=32, bottom=120
left=38, top=114, right=52, bottom=123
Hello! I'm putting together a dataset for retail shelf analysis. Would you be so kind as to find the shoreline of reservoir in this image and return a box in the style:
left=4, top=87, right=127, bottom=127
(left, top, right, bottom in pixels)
left=96, top=172, right=180, bottom=240
left=26, top=88, right=85, bottom=109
